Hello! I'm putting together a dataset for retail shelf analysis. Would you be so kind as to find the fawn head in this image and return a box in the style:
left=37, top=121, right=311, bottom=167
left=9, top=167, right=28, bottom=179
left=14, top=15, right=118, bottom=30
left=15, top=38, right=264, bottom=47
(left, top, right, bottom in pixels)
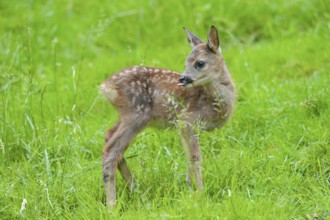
left=179, top=26, right=224, bottom=88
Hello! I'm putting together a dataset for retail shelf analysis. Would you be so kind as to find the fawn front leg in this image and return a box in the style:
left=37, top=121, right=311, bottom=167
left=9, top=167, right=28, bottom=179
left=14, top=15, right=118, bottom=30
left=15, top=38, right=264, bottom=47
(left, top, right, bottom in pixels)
left=180, top=126, right=204, bottom=189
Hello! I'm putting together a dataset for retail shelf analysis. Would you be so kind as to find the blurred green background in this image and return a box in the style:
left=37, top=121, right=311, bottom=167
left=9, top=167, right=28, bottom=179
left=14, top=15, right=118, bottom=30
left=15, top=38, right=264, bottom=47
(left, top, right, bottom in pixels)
left=1, top=0, right=329, bottom=219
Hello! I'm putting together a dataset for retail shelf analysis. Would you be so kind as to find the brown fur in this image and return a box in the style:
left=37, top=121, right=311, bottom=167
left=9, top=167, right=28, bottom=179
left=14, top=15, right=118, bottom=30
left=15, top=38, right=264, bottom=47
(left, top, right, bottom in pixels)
left=100, top=26, right=235, bottom=208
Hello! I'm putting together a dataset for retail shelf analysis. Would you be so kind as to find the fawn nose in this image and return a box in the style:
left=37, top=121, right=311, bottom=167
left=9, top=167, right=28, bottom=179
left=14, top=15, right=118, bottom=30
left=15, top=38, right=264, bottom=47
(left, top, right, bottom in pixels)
left=179, top=75, right=193, bottom=86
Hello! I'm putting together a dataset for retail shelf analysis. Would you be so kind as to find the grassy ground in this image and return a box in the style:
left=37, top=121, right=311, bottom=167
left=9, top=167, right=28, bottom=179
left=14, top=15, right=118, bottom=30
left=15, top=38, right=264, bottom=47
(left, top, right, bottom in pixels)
left=1, top=0, right=329, bottom=219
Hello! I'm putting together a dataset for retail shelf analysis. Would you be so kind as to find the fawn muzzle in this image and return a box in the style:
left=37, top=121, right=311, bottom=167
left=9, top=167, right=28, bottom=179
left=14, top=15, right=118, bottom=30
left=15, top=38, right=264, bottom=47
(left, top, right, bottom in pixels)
left=178, top=74, right=194, bottom=86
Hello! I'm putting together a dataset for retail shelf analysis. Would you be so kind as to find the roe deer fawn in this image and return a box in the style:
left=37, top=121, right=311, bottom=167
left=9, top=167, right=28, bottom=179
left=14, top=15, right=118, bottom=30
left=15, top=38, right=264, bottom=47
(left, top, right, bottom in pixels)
left=100, top=26, right=235, bottom=208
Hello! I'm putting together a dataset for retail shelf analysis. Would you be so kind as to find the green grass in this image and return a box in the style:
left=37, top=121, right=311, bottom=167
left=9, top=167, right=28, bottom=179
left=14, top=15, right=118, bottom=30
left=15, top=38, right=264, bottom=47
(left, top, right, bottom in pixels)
left=1, top=0, right=329, bottom=219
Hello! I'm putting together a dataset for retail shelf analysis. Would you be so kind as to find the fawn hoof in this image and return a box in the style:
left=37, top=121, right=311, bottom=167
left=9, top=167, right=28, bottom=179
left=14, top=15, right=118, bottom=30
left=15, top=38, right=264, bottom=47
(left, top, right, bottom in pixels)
left=178, top=75, right=194, bottom=86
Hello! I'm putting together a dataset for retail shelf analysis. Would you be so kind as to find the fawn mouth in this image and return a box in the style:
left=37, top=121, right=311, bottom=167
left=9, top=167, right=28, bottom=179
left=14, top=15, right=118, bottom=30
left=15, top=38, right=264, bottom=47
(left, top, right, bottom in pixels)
left=178, top=75, right=194, bottom=86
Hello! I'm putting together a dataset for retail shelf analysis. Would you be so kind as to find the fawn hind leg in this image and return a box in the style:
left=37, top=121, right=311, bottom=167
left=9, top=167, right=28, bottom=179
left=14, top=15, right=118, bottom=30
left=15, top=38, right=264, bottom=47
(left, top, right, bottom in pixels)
left=104, top=125, right=135, bottom=189
left=102, top=114, right=150, bottom=208
left=118, top=158, right=135, bottom=191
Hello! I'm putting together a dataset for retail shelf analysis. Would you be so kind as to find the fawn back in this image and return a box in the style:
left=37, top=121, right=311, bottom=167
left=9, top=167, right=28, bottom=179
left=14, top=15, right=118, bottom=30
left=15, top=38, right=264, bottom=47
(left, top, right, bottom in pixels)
left=100, top=26, right=235, bottom=208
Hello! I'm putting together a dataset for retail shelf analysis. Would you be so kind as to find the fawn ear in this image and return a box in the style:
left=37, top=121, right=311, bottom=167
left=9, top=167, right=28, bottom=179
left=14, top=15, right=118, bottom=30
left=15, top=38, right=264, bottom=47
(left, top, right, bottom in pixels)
left=183, top=27, right=204, bottom=48
left=207, top=25, right=220, bottom=53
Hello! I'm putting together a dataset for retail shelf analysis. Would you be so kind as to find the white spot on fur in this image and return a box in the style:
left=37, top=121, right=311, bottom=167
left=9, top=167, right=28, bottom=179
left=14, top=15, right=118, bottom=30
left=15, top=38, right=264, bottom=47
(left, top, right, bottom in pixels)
left=130, top=87, right=137, bottom=94
left=141, top=67, right=148, bottom=72
left=136, top=104, right=144, bottom=112
left=132, top=66, right=138, bottom=72
left=148, top=87, right=153, bottom=95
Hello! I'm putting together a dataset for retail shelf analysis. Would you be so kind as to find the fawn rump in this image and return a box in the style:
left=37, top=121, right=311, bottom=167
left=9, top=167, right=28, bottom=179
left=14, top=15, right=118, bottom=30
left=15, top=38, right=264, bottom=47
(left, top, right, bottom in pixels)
left=100, top=26, right=235, bottom=208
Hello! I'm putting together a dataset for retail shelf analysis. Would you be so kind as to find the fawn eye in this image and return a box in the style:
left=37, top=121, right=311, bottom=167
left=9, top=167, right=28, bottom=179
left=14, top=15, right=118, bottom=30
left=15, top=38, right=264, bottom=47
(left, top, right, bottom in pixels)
left=195, top=60, right=205, bottom=69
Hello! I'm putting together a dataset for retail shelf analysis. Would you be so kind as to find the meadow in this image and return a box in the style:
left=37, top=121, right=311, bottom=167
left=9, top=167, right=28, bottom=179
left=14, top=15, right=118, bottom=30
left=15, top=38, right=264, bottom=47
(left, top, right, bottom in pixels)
left=0, top=0, right=329, bottom=219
